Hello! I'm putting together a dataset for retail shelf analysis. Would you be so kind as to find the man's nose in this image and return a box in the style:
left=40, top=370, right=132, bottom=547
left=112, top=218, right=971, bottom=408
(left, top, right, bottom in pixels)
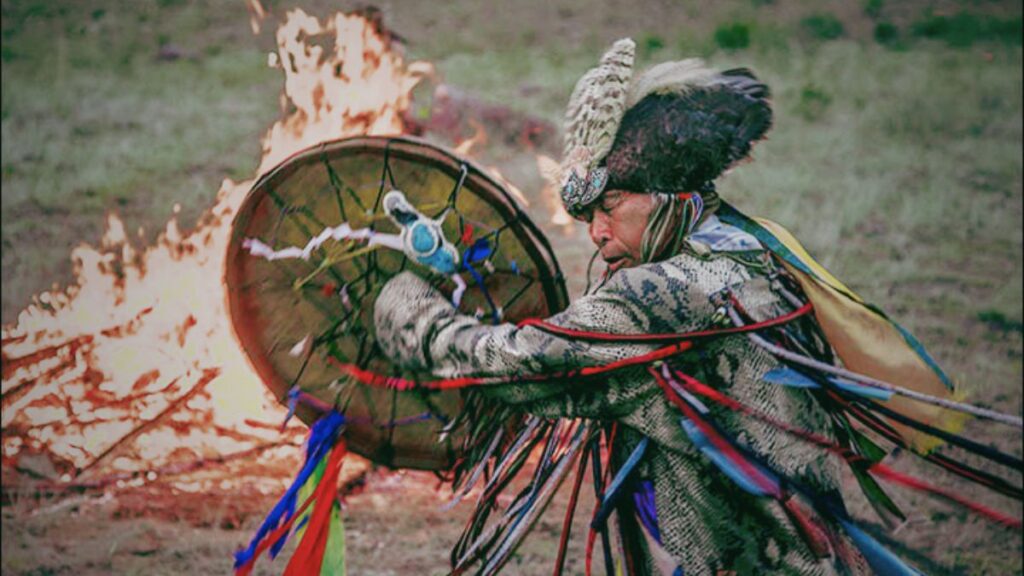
left=589, top=212, right=611, bottom=247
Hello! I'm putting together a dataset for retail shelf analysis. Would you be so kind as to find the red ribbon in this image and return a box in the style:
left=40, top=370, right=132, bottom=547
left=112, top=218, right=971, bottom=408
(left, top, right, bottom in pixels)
left=284, top=440, right=348, bottom=575
left=672, top=369, right=1022, bottom=530
left=234, top=439, right=348, bottom=576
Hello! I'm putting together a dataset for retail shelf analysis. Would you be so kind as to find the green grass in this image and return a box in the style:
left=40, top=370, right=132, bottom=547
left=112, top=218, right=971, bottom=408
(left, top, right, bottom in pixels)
left=800, top=13, right=845, bottom=40
left=2, top=0, right=281, bottom=315
left=2, top=49, right=274, bottom=205
left=714, top=22, right=752, bottom=50
left=912, top=10, right=1023, bottom=47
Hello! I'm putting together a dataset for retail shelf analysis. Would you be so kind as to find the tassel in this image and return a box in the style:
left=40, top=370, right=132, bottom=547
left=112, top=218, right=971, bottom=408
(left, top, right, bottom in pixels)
left=591, top=436, right=649, bottom=528
left=762, top=366, right=893, bottom=401
left=293, top=453, right=330, bottom=542
left=284, top=440, right=348, bottom=575
left=678, top=417, right=780, bottom=497
left=657, top=368, right=781, bottom=498
left=679, top=367, right=1023, bottom=528
left=781, top=497, right=832, bottom=559
left=585, top=426, right=618, bottom=576
left=836, top=518, right=924, bottom=575
left=235, top=486, right=320, bottom=576
left=553, top=440, right=591, bottom=576
left=234, top=411, right=346, bottom=574
left=653, top=365, right=935, bottom=573
left=319, top=502, right=347, bottom=575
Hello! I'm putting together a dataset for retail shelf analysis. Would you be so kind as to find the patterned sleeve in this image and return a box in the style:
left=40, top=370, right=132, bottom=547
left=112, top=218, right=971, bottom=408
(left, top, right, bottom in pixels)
left=373, top=261, right=716, bottom=382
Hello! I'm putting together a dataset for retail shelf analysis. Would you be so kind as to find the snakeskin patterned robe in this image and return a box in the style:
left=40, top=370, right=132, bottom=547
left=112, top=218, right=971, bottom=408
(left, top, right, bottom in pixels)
left=375, top=245, right=863, bottom=575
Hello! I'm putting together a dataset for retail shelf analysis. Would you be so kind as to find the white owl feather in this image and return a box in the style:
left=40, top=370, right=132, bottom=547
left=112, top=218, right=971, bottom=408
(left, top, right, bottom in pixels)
left=626, top=58, right=718, bottom=107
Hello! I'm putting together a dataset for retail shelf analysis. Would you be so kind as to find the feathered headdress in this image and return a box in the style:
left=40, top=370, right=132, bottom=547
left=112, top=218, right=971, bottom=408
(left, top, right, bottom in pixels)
left=559, top=39, right=773, bottom=215
left=559, top=38, right=635, bottom=214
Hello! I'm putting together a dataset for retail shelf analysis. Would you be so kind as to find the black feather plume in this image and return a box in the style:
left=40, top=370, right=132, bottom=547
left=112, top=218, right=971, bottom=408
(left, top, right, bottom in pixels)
left=605, top=69, right=772, bottom=194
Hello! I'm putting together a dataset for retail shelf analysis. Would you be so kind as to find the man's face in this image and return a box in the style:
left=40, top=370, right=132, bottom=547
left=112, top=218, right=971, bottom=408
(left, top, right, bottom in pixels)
left=579, top=189, right=654, bottom=273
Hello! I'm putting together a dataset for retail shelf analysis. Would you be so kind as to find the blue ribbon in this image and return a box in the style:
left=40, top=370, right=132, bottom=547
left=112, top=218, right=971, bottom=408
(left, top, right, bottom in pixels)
left=679, top=417, right=779, bottom=497
left=233, top=411, right=346, bottom=568
left=837, top=518, right=925, bottom=575
left=592, top=436, right=649, bottom=528
left=462, top=238, right=500, bottom=324
left=762, top=367, right=894, bottom=401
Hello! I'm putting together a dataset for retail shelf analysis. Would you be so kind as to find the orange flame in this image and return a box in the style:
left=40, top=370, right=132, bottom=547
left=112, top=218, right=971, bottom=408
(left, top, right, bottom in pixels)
left=259, top=9, right=433, bottom=174
left=1, top=9, right=431, bottom=493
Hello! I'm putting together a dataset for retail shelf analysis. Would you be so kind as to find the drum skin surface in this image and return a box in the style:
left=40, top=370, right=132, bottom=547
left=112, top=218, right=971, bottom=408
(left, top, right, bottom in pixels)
left=225, top=135, right=568, bottom=470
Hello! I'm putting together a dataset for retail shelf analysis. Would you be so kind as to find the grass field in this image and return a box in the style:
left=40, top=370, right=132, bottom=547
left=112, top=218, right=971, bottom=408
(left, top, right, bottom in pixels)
left=2, top=0, right=1021, bottom=574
